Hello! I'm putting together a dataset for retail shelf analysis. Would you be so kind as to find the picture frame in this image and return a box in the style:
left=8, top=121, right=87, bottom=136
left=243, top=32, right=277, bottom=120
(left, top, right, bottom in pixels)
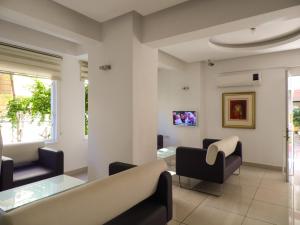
left=222, top=92, right=256, bottom=129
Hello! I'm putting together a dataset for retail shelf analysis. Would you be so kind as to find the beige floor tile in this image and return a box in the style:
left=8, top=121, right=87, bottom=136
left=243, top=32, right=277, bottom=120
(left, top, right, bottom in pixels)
left=263, top=170, right=284, bottom=180
left=247, top=200, right=291, bottom=225
left=168, top=220, right=181, bottom=225
left=242, top=218, right=274, bottom=225
left=292, top=174, right=300, bottom=186
left=293, top=186, right=300, bottom=211
left=173, top=186, right=208, bottom=206
left=183, top=205, right=244, bottom=225
left=203, top=193, right=252, bottom=216
left=241, top=166, right=266, bottom=175
left=292, top=210, right=300, bottom=225
left=240, top=167, right=266, bottom=179
left=254, top=187, right=292, bottom=208
left=173, top=197, right=197, bottom=222
left=223, top=183, right=258, bottom=198
left=259, top=180, right=293, bottom=194
left=260, top=172, right=291, bottom=193
left=226, top=174, right=261, bottom=187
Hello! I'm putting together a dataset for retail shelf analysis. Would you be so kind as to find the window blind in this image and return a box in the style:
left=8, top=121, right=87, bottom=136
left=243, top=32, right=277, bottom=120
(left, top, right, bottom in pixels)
left=0, top=43, right=62, bottom=80
left=80, top=60, right=88, bottom=80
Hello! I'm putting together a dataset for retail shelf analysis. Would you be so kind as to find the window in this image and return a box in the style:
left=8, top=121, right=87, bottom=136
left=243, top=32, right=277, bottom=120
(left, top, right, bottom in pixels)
left=0, top=43, right=62, bottom=144
left=84, top=80, right=88, bottom=136
left=0, top=72, right=56, bottom=144
left=80, top=60, right=88, bottom=136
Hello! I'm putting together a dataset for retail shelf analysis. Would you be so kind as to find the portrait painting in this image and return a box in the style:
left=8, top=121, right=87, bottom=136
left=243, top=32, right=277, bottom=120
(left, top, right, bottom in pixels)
left=222, top=92, right=255, bottom=129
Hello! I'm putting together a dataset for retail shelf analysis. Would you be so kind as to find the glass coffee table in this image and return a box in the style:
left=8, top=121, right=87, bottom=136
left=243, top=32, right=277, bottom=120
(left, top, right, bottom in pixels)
left=0, top=175, right=85, bottom=212
left=157, top=146, right=176, bottom=175
left=157, top=146, right=176, bottom=159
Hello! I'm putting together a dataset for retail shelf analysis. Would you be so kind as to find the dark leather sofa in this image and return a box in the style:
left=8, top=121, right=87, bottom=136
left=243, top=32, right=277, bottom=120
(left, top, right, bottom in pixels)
left=0, top=147, right=64, bottom=191
left=176, top=138, right=242, bottom=184
left=105, top=162, right=172, bottom=225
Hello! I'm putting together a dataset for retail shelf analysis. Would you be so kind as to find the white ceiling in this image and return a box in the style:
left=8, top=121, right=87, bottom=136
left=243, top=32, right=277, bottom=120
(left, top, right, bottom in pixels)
left=52, top=0, right=188, bottom=22
left=51, top=1, right=300, bottom=63
left=161, top=37, right=300, bottom=63
left=161, top=18, right=300, bottom=63
left=211, top=18, right=300, bottom=46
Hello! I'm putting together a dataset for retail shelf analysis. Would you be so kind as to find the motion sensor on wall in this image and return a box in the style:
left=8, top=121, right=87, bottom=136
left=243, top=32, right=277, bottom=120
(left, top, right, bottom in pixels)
left=207, top=59, right=215, bottom=67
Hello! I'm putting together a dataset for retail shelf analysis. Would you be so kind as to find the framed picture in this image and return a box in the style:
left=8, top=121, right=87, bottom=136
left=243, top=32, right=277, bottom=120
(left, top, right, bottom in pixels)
left=222, top=92, right=256, bottom=129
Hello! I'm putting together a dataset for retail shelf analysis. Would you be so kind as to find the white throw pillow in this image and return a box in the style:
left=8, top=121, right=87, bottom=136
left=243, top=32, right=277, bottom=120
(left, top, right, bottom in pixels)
left=206, top=136, right=239, bottom=165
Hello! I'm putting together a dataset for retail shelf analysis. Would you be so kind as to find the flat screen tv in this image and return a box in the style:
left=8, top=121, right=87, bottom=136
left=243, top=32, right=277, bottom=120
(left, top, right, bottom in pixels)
left=173, top=111, right=197, bottom=126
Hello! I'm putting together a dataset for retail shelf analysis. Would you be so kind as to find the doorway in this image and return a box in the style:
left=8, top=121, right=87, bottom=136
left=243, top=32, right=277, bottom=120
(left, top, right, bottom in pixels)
left=287, top=75, right=300, bottom=182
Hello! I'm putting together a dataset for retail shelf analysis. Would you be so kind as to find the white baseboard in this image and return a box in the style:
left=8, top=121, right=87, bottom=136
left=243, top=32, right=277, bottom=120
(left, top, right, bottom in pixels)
left=65, top=167, right=88, bottom=176
left=243, top=161, right=282, bottom=171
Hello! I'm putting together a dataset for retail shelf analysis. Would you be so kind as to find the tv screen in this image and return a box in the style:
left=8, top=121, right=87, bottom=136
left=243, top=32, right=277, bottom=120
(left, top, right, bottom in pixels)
left=173, top=111, right=197, bottom=126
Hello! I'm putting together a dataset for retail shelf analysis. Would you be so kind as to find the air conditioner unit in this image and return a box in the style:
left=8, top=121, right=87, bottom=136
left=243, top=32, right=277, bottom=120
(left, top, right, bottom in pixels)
left=217, top=73, right=261, bottom=88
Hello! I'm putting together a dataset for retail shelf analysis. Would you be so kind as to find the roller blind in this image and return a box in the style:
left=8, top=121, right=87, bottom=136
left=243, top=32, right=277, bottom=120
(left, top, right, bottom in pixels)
left=0, top=43, right=62, bottom=80
left=80, top=61, right=88, bottom=80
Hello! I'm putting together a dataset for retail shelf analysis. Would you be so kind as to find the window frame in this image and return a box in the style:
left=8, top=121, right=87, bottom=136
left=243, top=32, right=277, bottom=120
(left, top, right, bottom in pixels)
left=48, top=80, right=58, bottom=144
left=0, top=72, right=58, bottom=144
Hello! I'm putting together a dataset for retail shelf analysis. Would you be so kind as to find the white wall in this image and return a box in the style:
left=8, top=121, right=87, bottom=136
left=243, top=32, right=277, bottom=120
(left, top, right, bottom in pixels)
left=0, top=19, right=82, bottom=56
left=50, top=55, right=87, bottom=172
left=204, top=67, right=286, bottom=167
left=203, top=50, right=300, bottom=167
left=158, top=63, right=205, bottom=148
left=158, top=49, right=300, bottom=167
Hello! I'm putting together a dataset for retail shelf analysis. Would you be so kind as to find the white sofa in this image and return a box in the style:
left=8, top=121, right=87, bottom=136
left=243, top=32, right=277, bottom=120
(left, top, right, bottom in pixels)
left=0, top=160, right=172, bottom=225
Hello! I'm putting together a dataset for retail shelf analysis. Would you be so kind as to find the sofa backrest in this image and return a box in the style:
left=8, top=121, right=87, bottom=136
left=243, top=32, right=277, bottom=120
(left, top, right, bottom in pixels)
left=0, top=160, right=167, bottom=225
left=203, top=138, right=242, bottom=156
left=2, top=141, right=45, bottom=166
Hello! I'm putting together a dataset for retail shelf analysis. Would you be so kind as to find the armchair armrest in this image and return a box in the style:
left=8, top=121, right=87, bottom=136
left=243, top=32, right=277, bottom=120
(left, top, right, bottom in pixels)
left=38, top=147, right=64, bottom=175
left=0, top=156, right=14, bottom=191
left=151, top=171, right=172, bottom=221
left=109, top=162, right=136, bottom=176
left=234, top=142, right=242, bottom=160
left=109, top=162, right=173, bottom=222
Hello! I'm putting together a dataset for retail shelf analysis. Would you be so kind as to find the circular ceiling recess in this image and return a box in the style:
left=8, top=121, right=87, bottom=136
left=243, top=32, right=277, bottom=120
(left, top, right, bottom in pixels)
left=209, top=18, right=300, bottom=49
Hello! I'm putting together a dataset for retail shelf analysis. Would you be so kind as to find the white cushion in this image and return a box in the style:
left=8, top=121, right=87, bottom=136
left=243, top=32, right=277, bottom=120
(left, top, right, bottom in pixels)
left=206, top=136, right=239, bottom=165
left=0, top=159, right=167, bottom=225
left=3, top=141, right=45, bottom=165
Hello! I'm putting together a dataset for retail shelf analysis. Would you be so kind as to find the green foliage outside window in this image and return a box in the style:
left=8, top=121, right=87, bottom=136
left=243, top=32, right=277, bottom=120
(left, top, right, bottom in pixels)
left=6, top=97, right=30, bottom=128
left=5, top=80, right=51, bottom=141
left=294, top=108, right=300, bottom=128
left=30, top=80, right=51, bottom=123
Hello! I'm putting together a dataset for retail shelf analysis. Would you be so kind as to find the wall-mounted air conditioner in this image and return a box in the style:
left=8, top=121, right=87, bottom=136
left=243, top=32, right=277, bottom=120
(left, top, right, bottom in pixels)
left=217, top=73, right=261, bottom=88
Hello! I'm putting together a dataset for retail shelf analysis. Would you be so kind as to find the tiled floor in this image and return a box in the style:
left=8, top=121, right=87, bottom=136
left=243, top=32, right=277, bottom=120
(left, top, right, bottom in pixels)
left=169, top=166, right=297, bottom=225
left=72, top=165, right=297, bottom=225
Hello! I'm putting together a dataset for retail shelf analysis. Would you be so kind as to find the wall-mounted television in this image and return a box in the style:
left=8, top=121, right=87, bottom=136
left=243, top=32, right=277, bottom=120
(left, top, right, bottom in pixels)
left=173, top=111, right=197, bottom=127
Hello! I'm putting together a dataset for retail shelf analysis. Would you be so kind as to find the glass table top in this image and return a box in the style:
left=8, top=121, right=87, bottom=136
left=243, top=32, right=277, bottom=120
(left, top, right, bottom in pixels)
left=157, top=146, right=176, bottom=159
left=0, top=175, right=85, bottom=212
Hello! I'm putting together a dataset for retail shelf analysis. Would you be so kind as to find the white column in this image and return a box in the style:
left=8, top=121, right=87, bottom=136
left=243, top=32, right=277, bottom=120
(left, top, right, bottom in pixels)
left=88, top=13, right=158, bottom=180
